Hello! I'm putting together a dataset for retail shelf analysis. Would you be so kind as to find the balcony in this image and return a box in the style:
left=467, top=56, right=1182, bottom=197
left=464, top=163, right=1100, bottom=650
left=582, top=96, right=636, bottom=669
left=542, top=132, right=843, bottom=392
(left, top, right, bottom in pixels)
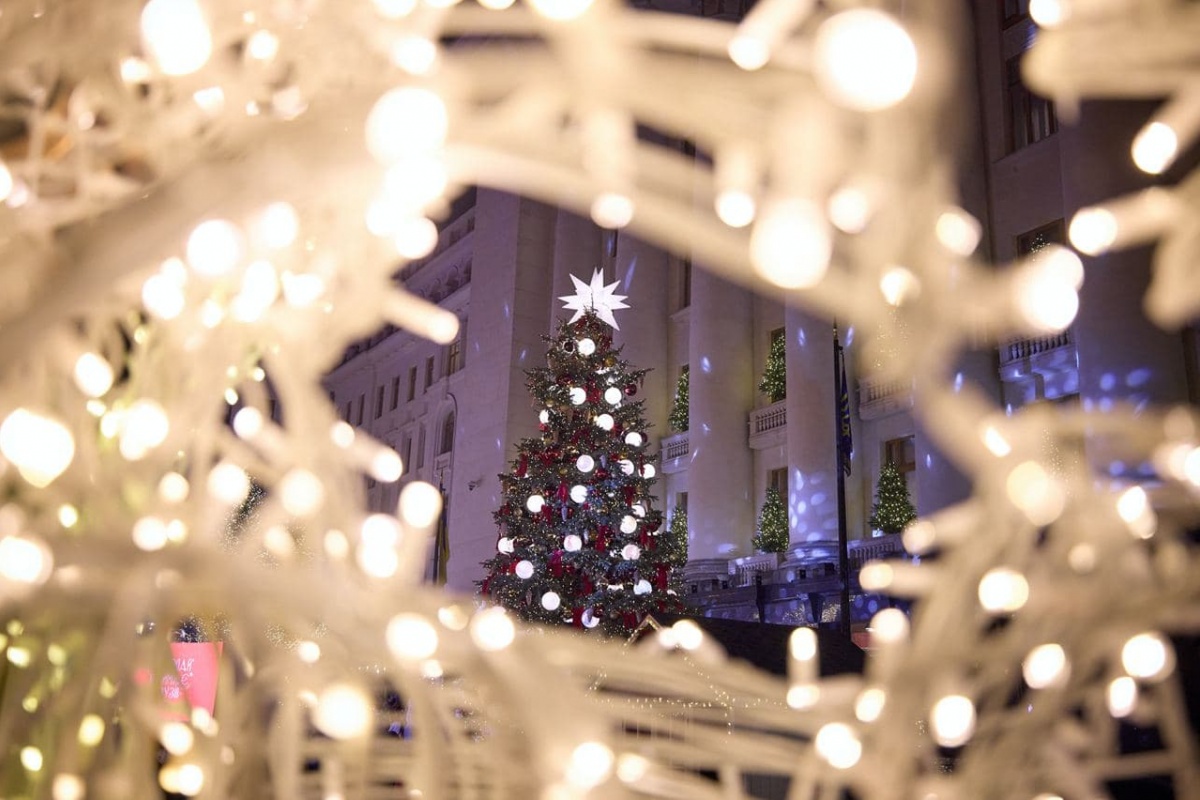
left=998, top=327, right=1079, bottom=405
left=748, top=399, right=786, bottom=449
left=858, top=375, right=913, bottom=421
left=660, top=432, right=689, bottom=474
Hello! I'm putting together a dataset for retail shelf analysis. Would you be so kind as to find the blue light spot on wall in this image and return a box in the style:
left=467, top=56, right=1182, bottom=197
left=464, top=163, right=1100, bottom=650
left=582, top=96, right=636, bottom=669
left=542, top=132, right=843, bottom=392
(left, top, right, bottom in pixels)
left=796, top=329, right=807, bottom=347
left=1100, top=373, right=1116, bottom=391
left=925, top=454, right=933, bottom=468
left=954, top=372, right=963, bottom=392
left=811, top=492, right=827, bottom=506
left=700, top=356, right=712, bottom=374
left=845, top=326, right=855, bottom=346
left=793, top=470, right=806, bottom=490
left=796, top=501, right=807, bottom=514
left=1126, top=368, right=1151, bottom=388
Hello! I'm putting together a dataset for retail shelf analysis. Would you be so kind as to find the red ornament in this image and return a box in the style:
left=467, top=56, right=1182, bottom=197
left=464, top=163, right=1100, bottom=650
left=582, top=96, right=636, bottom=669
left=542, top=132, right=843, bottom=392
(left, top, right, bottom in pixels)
left=517, top=454, right=528, bottom=477
left=624, top=383, right=637, bottom=396
left=572, top=607, right=584, bottom=627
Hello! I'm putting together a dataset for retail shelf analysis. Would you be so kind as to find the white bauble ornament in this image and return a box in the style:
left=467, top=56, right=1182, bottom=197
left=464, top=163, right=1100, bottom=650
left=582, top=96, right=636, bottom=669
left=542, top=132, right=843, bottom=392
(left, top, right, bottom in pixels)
left=515, top=560, right=534, bottom=579
left=577, top=338, right=596, bottom=356
left=634, top=580, right=652, bottom=595
left=539, top=409, right=550, bottom=424
left=526, top=494, right=545, bottom=513
left=620, top=515, right=638, bottom=534
left=604, top=387, right=622, bottom=405
left=570, top=484, right=588, bottom=503
left=595, top=413, right=614, bottom=430
left=642, top=464, right=656, bottom=479
left=569, top=387, right=586, bottom=405
left=497, top=537, right=514, bottom=554
left=618, top=459, right=635, bottom=476
left=581, top=608, right=599, bottom=628
left=632, top=503, right=646, bottom=518
left=624, top=432, right=644, bottom=447
left=621, top=543, right=641, bottom=560
left=541, top=591, right=561, bottom=611
left=563, top=534, right=582, bottom=552
left=576, top=454, right=595, bottom=473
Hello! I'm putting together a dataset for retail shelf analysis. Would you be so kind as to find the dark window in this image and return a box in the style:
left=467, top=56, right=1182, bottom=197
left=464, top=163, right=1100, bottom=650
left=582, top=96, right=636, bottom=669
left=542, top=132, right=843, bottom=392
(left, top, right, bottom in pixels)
left=356, top=394, right=365, bottom=426
left=403, top=435, right=412, bottom=468
left=1016, top=219, right=1065, bottom=259
left=417, top=427, right=426, bottom=468
left=375, top=386, right=385, bottom=419
left=439, top=413, right=456, bottom=455
left=424, top=356, right=435, bottom=391
left=391, top=376, right=400, bottom=410
left=768, top=467, right=788, bottom=499
left=407, top=366, right=417, bottom=401
left=447, top=338, right=463, bottom=375
left=343, top=402, right=351, bottom=422
left=673, top=256, right=692, bottom=311
left=1007, top=55, right=1057, bottom=152
left=883, top=436, right=916, bottom=484
left=1003, top=0, right=1030, bottom=27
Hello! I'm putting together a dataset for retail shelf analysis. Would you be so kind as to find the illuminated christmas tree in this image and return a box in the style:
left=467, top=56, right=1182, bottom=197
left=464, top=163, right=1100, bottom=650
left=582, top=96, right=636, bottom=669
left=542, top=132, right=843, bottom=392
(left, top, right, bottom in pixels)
left=480, top=271, right=680, bottom=633
left=662, top=506, right=689, bottom=570
left=668, top=367, right=689, bottom=432
left=869, top=462, right=917, bottom=535
left=758, top=332, right=786, bottom=403
left=752, top=487, right=789, bottom=553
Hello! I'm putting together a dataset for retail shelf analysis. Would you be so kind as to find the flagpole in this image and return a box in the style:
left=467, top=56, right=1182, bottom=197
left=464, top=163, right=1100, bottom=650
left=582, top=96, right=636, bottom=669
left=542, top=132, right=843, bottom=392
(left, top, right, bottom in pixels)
left=833, top=323, right=851, bottom=639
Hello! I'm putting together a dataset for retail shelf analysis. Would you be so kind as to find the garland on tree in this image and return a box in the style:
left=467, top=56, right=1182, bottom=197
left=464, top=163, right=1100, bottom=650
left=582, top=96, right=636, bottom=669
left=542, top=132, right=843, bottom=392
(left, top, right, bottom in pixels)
left=758, top=333, right=786, bottom=403
left=479, top=295, right=682, bottom=634
left=752, top=487, right=789, bottom=553
left=869, top=462, right=917, bottom=534
left=668, top=367, right=689, bottom=432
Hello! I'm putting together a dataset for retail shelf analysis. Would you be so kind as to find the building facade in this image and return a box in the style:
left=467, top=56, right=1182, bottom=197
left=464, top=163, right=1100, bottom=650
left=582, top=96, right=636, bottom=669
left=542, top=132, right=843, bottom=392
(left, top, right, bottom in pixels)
left=323, top=0, right=1199, bottom=620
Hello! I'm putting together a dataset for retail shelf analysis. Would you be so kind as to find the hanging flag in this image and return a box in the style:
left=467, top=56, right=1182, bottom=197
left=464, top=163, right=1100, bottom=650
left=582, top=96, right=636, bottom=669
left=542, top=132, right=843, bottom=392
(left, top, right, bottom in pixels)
left=838, top=340, right=853, bottom=476
left=431, top=483, right=450, bottom=585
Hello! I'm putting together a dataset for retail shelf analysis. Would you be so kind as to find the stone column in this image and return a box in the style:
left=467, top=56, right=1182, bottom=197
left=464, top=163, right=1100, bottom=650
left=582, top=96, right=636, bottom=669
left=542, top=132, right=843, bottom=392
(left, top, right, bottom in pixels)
left=784, top=307, right=839, bottom=544
left=685, top=267, right=755, bottom=560
left=612, top=232, right=670, bottom=440
left=1059, top=102, right=1190, bottom=474
left=550, top=210, right=604, bottom=322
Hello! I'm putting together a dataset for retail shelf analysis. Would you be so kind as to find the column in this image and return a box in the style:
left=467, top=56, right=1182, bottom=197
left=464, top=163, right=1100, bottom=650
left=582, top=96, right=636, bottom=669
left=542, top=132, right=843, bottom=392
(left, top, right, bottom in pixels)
left=784, top=306, right=839, bottom=544
left=686, top=268, right=755, bottom=560
left=549, top=209, right=604, bottom=322
left=612, top=232, right=670, bottom=439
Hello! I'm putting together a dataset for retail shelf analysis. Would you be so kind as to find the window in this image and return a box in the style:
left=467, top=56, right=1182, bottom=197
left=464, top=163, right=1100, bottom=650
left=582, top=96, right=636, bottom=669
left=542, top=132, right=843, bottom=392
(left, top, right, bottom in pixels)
left=375, top=385, right=385, bottom=419
left=424, top=356, right=435, bottom=392
left=439, top=413, right=456, bottom=455
left=391, top=376, right=400, bottom=410
left=1016, top=219, right=1065, bottom=259
left=407, top=366, right=417, bottom=401
left=883, top=436, right=916, bottom=483
left=1007, top=55, right=1057, bottom=152
left=447, top=338, right=463, bottom=375
left=1003, top=0, right=1030, bottom=27
left=417, top=427, right=426, bottom=468
left=403, top=435, right=412, bottom=469
left=672, top=256, right=692, bottom=311
left=356, top=394, right=365, bottom=425
left=676, top=492, right=688, bottom=513
left=768, top=467, right=788, bottom=499
left=343, top=402, right=351, bottom=422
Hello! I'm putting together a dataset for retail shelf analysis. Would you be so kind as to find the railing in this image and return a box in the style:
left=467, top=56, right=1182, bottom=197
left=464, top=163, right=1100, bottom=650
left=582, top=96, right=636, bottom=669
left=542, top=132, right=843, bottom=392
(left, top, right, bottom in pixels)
left=857, top=375, right=912, bottom=420
left=661, top=432, right=689, bottom=463
left=399, top=206, right=477, bottom=278
left=749, top=400, right=787, bottom=437
left=848, top=532, right=904, bottom=566
left=999, top=328, right=1074, bottom=366
left=731, top=553, right=779, bottom=586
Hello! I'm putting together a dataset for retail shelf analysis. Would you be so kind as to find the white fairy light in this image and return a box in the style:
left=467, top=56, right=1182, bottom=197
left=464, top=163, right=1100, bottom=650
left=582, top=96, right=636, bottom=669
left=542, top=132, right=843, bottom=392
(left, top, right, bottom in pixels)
left=981, top=424, right=1012, bottom=457
left=399, top=481, right=441, bottom=528
left=855, top=687, right=886, bottom=723
left=373, top=0, right=417, bottom=18
left=879, top=265, right=920, bottom=307
left=1023, top=643, right=1069, bottom=689
left=21, top=746, right=44, bottom=772
left=0, top=409, right=75, bottom=488
left=931, top=695, right=976, bottom=748
left=526, top=494, right=545, bottom=513
left=1115, top=485, right=1156, bottom=539
left=57, top=505, right=78, bottom=528
left=73, top=353, right=114, bottom=398
left=497, top=537, right=514, bottom=554
left=279, top=469, right=325, bottom=518
left=119, top=399, right=171, bottom=460
left=751, top=198, right=831, bottom=289
left=590, top=192, right=634, bottom=229
left=77, top=716, right=105, bottom=747
left=470, top=607, right=515, bottom=652
left=393, top=217, right=440, bottom=260
left=387, top=614, right=439, bottom=661
left=604, top=387, right=622, bottom=405
left=563, top=534, right=582, bottom=552
left=595, top=413, right=615, bottom=431
left=246, top=30, right=280, bottom=62
left=576, top=454, right=595, bottom=473
left=142, top=271, right=187, bottom=320
left=541, top=591, right=561, bottom=610
left=0, top=534, right=53, bottom=585
left=1068, top=207, right=1119, bottom=256
left=1106, top=676, right=1138, bottom=718
left=569, top=387, right=587, bottom=405
left=207, top=462, right=250, bottom=505
left=624, top=432, right=643, bottom=447
left=192, top=87, right=225, bottom=115
left=1121, top=632, right=1174, bottom=681
left=641, top=464, right=656, bottom=479
left=391, top=36, right=439, bottom=75
left=1131, top=122, right=1178, bottom=175
left=313, top=684, right=372, bottom=740
left=527, top=0, right=594, bottom=21
left=1006, top=461, right=1066, bottom=526
left=141, top=0, right=213, bottom=76
left=366, top=88, right=448, bottom=164
left=869, top=608, right=909, bottom=644
left=813, top=10, right=917, bottom=112
left=978, top=567, right=1029, bottom=613
left=567, top=742, right=614, bottom=789
left=935, top=208, right=982, bottom=256
left=728, top=35, right=770, bottom=72
left=814, top=723, right=862, bottom=769
left=515, top=560, right=535, bottom=579
left=1029, top=0, right=1066, bottom=28
left=132, top=516, right=170, bottom=552
left=0, top=162, right=12, bottom=202
left=160, top=722, right=195, bottom=756
left=52, top=775, right=85, bottom=800
left=186, top=220, right=245, bottom=278
left=252, top=202, right=299, bottom=249
left=569, top=485, right=588, bottom=503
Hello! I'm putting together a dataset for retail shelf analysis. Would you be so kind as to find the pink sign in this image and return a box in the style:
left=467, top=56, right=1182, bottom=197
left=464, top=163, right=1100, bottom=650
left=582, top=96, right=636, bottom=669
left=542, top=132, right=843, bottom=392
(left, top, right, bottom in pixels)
left=160, top=642, right=223, bottom=715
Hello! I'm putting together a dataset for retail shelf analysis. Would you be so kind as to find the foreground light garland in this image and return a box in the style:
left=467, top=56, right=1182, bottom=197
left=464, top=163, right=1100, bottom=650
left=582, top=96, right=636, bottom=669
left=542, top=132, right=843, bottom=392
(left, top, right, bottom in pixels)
left=0, top=0, right=1196, bottom=799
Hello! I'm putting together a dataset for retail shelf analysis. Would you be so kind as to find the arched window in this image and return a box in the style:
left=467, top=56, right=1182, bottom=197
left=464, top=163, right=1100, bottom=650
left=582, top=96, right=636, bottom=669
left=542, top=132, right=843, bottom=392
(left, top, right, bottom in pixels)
left=439, top=412, right=456, bottom=455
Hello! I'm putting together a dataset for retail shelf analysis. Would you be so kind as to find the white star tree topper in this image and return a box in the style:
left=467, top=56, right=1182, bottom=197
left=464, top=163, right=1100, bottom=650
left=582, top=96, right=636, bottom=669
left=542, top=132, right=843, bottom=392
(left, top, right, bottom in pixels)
left=559, top=269, right=631, bottom=330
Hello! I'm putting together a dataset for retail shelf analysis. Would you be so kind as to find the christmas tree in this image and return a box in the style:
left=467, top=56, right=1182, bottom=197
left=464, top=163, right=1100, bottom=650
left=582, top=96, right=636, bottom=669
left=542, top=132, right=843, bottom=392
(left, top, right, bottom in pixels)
left=869, top=462, right=917, bottom=535
left=752, top=487, right=789, bottom=553
left=662, top=506, right=689, bottom=570
left=758, top=332, right=786, bottom=403
left=668, top=367, right=689, bottom=432
left=480, top=270, right=680, bottom=634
